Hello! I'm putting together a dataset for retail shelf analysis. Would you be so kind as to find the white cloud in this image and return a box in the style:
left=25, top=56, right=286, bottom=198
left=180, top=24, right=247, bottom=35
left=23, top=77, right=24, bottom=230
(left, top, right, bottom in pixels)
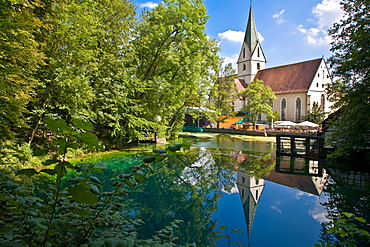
left=222, top=54, right=239, bottom=70
left=218, top=30, right=265, bottom=43
left=297, top=25, right=332, bottom=46
left=313, top=0, right=343, bottom=29
left=139, top=1, right=158, bottom=8
left=298, top=0, right=342, bottom=46
left=218, top=30, right=245, bottom=42
left=271, top=205, right=282, bottom=214
left=273, top=9, right=286, bottom=25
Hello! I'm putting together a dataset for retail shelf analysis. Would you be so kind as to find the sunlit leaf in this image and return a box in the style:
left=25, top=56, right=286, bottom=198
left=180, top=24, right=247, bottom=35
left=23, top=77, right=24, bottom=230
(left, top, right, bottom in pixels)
left=40, top=169, right=57, bottom=176
left=133, top=173, right=147, bottom=182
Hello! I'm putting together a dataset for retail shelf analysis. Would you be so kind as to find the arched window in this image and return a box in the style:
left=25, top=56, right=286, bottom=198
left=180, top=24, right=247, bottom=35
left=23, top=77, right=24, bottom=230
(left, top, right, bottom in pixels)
left=243, top=64, right=246, bottom=70
left=295, top=97, right=302, bottom=122
left=257, top=48, right=260, bottom=57
left=321, top=94, right=325, bottom=111
left=281, top=98, right=287, bottom=121
left=243, top=48, right=245, bottom=58
left=257, top=63, right=260, bottom=70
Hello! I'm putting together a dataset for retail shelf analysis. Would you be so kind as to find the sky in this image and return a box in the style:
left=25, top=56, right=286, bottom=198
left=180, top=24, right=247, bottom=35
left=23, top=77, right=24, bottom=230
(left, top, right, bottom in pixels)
left=133, top=0, right=344, bottom=69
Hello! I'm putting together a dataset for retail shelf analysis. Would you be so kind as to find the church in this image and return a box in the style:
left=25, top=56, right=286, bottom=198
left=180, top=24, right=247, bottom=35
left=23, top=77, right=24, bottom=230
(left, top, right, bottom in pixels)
left=233, top=6, right=333, bottom=123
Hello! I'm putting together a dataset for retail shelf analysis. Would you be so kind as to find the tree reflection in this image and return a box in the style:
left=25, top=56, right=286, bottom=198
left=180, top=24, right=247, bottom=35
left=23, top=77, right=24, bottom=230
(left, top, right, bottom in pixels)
left=319, top=169, right=370, bottom=245
left=129, top=147, right=237, bottom=246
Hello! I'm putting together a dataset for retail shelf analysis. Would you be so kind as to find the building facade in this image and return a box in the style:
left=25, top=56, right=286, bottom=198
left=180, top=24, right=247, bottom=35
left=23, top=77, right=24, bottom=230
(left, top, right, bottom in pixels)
left=234, top=7, right=333, bottom=123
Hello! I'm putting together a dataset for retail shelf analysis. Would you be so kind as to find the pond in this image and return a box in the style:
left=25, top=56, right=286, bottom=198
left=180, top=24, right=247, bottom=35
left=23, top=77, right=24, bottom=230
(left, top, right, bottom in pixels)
left=86, top=133, right=370, bottom=247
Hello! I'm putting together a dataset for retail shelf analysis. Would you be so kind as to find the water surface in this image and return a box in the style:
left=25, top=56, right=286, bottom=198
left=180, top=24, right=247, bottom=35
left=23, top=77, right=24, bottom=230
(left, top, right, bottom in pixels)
left=91, top=134, right=370, bottom=246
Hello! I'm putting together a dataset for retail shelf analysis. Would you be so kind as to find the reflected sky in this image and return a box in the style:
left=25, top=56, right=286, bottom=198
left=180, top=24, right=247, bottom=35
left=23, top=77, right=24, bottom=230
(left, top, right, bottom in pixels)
left=214, top=180, right=329, bottom=247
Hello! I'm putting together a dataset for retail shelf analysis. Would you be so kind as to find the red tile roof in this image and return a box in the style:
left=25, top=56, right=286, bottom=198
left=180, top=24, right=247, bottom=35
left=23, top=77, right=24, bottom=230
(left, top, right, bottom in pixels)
left=254, top=58, right=322, bottom=94
left=235, top=78, right=248, bottom=93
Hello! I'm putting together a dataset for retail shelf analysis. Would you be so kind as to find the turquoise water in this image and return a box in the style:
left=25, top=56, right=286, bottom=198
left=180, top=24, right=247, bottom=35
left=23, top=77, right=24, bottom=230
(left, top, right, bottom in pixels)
left=91, top=134, right=370, bottom=247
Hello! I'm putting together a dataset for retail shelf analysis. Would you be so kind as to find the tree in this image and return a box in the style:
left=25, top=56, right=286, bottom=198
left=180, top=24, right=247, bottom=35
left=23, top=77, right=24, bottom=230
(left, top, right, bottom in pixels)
left=209, top=61, right=238, bottom=128
left=239, top=79, right=276, bottom=130
left=303, top=102, right=326, bottom=124
left=326, top=0, right=370, bottom=160
left=131, top=0, right=219, bottom=138
left=0, top=0, right=45, bottom=141
left=27, top=0, right=137, bottom=146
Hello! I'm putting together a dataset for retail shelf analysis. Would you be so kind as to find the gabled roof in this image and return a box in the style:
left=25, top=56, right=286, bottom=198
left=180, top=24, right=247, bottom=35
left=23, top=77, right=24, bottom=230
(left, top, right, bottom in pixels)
left=235, top=78, right=248, bottom=93
left=244, top=6, right=259, bottom=54
left=254, top=58, right=323, bottom=94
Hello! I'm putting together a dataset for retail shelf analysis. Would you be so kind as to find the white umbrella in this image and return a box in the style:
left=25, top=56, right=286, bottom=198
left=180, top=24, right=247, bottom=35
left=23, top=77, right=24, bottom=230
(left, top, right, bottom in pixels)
left=296, top=121, right=319, bottom=128
left=275, top=121, right=297, bottom=127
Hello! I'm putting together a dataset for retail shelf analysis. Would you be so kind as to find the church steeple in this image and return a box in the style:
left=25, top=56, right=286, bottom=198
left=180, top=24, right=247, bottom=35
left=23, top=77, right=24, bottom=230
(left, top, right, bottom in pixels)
left=237, top=5, right=266, bottom=84
left=244, top=6, right=259, bottom=54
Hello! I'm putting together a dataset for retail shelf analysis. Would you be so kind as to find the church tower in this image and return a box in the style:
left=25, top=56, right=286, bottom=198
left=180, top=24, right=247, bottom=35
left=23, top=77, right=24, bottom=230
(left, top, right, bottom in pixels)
left=237, top=6, right=266, bottom=84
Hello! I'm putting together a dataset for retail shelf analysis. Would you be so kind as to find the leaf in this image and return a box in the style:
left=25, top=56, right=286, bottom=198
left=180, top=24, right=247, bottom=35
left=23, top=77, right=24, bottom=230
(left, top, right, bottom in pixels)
left=43, top=159, right=59, bottom=166
left=18, top=169, right=39, bottom=177
left=168, top=145, right=181, bottom=152
left=143, top=156, right=156, bottom=163
left=67, top=184, right=98, bottom=206
left=79, top=132, right=100, bottom=149
left=90, top=186, right=101, bottom=195
left=33, top=149, right=49, bottom=156
left=54, top=163, right=67, bottom=179
left=89, top=176, right=102, bottom=185
left=153, top=149, right=166, bottom=154
left=73, top=119, right=93, bottom=130
left=133, top=173, right=147, bottom=182
left=155, top=154, right=166, bottom=162
left=40, top=169, right=57, bottom=176
left=71, top=208, right=93, bottom=216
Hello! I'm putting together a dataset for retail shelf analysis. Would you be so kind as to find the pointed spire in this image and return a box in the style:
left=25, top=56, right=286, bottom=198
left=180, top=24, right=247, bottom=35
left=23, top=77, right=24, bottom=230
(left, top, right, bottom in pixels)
left=244, top=6, right=259, bottom=53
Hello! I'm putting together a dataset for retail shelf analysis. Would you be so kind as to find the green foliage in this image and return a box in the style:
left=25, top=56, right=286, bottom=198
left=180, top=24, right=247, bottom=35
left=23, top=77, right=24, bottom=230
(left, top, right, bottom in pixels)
left=304, top=102, right=326, bottom=124
left=216, top=226, right=245, bottom=247
left=131, top=0, right=219, bottom=138
left=0, top=0, right=45, bottom=141
left=209, top=61, right=238, bottom=124
left=0, top=119, right=193, bottom=246
left=315, top=212, right=370, bottom=247
left=326, top=0, right=370, bottom=160
left=240, top=79, right=276, bottom=129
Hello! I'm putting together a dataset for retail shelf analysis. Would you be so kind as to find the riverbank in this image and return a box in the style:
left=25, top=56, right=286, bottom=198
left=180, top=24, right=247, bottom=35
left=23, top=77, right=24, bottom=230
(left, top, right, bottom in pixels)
left=199, top=127, right=317, bottom=137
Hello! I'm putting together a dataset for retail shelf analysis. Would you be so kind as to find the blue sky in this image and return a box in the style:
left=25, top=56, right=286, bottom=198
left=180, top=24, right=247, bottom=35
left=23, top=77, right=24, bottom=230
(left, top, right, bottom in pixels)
left=133, top=0, right=343, bottom=68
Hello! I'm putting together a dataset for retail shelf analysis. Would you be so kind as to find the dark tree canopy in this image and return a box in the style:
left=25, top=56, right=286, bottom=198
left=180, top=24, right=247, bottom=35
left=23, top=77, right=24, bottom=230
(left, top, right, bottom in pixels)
left=327, top=0, right=370, bottom=160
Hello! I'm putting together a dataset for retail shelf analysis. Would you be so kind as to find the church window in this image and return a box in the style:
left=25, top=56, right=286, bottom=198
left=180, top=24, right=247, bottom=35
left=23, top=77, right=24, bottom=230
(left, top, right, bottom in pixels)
left=242, top=176, right=245, bottom=184
left=318, top=73, right=320, bottom=77
left=243, top=48, right=245, bottom=58
left=281, top=98, right=287, bottom=121
left=295, top=97, right=302, bottom=122
left=321, top=94, right=325, bottom=111
left=257, top=48, right=260, bottom=57
left=316, top=83, right=319, bottom=87
left=243, top=64, right=246, bottom=70
left=256, top=190, right=259, bottom=201
left=257, top=63, right=260, bottom=70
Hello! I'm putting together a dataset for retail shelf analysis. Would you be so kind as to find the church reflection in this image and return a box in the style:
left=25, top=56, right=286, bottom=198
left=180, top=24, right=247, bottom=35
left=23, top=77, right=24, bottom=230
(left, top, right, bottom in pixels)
left=235, top=154, right=328, bottom=241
